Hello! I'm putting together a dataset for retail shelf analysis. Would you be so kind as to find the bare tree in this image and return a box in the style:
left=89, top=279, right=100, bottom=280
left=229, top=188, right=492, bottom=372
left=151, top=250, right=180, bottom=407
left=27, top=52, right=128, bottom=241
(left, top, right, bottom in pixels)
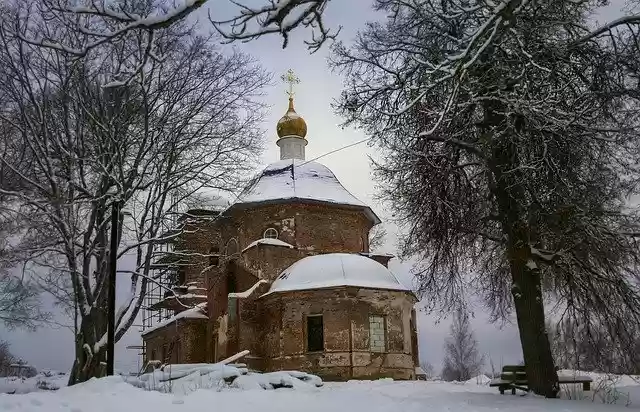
left=548, top=318, right=640, bottom=375
left=9, top=0, right=640, bottom=65
left=419, top=360, right=435, bottom=380
left=6, top=0, right=640, bottom=393
left=332, top=0, right=640, bottom=398
left=368, top=224, right=387, bottom=252
left=0, top=165, right=49, bottom=330
left=0, top=271, right=48, bottom=330
left=441, top=309, right=483, bottom=382
left=9, top=0, right=336, bottom=70
left=0, top=3, right=268, bottom=384
left=0, top=340, right=15, bottom=376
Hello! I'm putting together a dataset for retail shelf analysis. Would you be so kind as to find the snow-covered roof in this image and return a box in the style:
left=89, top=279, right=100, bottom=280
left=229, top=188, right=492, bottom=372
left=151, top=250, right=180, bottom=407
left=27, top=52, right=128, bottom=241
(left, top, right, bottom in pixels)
left=185, top=191, right=232, bottom=212
left=231, top=160, right=380, bottom=224
left=263, top=253, right=410, bottom=296
left=241, top=238, right=295, bottom=253
left=141, top=303, right=208, bottom=337
left=228, top=280, right=270, bottom=299
left=360, top=252, right=395, bottom=258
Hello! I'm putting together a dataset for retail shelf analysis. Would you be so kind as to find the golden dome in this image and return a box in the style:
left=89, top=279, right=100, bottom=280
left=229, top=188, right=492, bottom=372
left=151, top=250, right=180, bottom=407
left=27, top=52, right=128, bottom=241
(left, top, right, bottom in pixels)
left=277, top=97, right=307, bottom=139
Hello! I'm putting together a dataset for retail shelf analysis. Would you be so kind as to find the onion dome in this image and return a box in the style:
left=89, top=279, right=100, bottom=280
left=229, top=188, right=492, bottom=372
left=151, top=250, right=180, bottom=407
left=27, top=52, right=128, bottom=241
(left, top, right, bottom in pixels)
left=277, top=97, right=307, bottom=139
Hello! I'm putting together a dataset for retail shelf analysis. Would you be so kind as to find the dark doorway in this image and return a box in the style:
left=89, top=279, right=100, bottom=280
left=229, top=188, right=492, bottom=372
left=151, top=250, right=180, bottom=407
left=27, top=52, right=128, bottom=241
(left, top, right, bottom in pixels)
left=307, top=315, right=324, bottom=352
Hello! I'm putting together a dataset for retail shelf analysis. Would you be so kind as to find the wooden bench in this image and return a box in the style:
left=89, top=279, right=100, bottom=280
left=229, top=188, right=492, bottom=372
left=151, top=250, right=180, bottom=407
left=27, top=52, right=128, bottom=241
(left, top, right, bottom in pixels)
left=489, top=365, right=592, bottom=395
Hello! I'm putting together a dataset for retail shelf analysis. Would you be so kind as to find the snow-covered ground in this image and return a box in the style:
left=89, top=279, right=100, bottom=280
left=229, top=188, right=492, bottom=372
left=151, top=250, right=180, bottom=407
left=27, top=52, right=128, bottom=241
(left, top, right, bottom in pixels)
left=0, top=372, right=67, bottom=394
left=1, top=372, right=639, bottom=412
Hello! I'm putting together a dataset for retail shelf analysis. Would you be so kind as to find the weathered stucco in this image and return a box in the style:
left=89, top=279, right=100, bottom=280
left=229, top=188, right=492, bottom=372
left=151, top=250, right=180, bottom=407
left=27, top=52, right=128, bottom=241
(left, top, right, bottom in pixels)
left=256, top=288, right=417, bottom=380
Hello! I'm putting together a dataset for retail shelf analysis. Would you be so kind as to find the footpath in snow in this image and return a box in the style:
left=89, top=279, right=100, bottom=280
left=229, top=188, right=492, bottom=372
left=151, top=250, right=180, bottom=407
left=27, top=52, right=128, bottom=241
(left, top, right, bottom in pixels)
left=1, top=375, right=639, bottom=412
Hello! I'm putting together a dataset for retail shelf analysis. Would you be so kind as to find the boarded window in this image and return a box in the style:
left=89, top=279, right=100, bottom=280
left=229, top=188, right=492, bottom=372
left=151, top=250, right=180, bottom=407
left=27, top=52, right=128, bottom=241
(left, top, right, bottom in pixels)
left=307, top=315, right=324, bottom=352
left=369, top=315, right=386, bottom=352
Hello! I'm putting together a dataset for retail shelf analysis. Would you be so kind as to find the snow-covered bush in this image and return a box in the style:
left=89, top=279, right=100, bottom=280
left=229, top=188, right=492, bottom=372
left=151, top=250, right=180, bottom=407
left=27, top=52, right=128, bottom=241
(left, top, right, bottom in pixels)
left=559, top=373, right=632, bottom=406
left=0, top=373, right=67, bottom=394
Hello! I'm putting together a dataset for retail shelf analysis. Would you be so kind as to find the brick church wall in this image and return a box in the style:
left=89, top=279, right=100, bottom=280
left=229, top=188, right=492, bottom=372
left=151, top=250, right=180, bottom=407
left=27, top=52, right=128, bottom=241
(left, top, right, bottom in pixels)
left=180, top=216, right=221, bottom=287
left=143, top=318, right=208, bottom=365
left=259, top=288, right=417, bottom=381
left=294, top=204, right=373, bottom=253
left=143, top=197, right=415, bottom=380
left=222, top=202, right=374, bottom=259
left=240, top=246, right=310, bottom=282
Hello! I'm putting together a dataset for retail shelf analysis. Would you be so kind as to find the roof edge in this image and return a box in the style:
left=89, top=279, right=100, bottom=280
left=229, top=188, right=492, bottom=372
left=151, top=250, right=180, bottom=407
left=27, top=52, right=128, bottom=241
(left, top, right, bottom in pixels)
left=224, top=197, right=381, bottom=225
left=259, top=284, right=414, bottom=299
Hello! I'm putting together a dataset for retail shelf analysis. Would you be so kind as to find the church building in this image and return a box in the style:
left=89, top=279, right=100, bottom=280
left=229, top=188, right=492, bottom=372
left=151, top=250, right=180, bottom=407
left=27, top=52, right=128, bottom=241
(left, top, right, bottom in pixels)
left=141, top=71, right=420, bottom=381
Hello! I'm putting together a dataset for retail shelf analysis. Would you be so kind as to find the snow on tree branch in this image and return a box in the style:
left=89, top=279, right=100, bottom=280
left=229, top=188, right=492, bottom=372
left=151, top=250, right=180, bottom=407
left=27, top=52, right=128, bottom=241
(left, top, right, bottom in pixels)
left=9, top=0, right=337, bottom=78
left=572, top=14, right=640, bottom=45
left=0, top=5, right=269, bottom=383
left=333, top=0, right=640, bottom=391
left=209, top=0, right=337, bottom=53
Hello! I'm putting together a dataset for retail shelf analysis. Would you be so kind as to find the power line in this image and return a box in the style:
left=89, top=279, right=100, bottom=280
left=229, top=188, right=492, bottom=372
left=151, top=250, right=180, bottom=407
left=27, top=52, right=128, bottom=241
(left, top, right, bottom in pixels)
left=300, top=136, right=372, bottom=166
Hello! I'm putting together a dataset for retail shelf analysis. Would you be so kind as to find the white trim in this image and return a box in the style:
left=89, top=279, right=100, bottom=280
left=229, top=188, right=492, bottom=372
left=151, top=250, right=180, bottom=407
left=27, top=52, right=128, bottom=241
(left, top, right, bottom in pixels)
left=263, top=228, right=279, bottom=239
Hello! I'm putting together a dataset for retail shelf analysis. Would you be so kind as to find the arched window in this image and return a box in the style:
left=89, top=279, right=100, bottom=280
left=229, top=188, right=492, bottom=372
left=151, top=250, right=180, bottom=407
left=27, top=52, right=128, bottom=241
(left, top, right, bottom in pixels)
left=225, top=238, right=238, bottom=256
left=209, top=245, right=220, bottom=267
left=263, top=228, right=278, bottom=239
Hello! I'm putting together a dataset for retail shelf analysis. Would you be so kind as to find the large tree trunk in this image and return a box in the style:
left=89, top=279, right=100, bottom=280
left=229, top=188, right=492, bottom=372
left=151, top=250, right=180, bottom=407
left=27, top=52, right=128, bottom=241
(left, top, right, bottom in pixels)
left=67, top=314, right=107, bottom=385
left=489, top=126, right=559, bottom=397
left=506, top=223, right=559, bottom=397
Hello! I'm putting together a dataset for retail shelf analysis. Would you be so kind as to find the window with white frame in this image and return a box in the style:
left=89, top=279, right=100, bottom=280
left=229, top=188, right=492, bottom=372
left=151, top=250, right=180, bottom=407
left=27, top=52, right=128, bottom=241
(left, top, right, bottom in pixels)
left=369, top=315, right=386, bottom=353
left=263, top=228, right=278, bottom=239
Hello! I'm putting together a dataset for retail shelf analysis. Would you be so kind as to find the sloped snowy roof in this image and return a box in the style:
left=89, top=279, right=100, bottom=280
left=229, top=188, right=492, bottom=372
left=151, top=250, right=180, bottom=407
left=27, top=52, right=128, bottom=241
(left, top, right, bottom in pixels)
left=241, top=238, right=295, bottom=253
left=263, top=253, right=410, bottom=296
left=189, top=193, right=232, bottom=212
left=231, top=159, right=380, bottom=224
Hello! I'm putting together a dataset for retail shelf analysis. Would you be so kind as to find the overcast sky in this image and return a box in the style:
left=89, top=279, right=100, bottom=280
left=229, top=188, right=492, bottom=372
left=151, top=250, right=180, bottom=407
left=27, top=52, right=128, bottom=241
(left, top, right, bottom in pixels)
left=1, top=0, right=628, bottom=376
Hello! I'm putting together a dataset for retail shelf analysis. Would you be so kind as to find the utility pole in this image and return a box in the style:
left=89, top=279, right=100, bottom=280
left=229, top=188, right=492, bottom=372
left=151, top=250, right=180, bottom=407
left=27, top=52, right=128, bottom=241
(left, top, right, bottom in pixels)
left=107, top=200, right=120, bottom=376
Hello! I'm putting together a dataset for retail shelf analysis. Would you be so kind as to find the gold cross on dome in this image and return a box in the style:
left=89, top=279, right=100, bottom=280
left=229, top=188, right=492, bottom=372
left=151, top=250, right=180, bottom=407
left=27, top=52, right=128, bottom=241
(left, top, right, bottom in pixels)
left=281, top=69, right=300, bottom=98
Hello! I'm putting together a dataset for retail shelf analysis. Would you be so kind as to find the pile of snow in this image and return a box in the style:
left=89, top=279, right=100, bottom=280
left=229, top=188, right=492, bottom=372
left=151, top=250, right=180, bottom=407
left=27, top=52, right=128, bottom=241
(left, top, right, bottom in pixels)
left=128, top=362, right=322, bottom=395
left=0, top=372, right=68, bottom=394
left=232, top=371, right=322, bottom=390
left=465, top=374, right=491, bottom=385
left=130, top=364, right=246, bottom=395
